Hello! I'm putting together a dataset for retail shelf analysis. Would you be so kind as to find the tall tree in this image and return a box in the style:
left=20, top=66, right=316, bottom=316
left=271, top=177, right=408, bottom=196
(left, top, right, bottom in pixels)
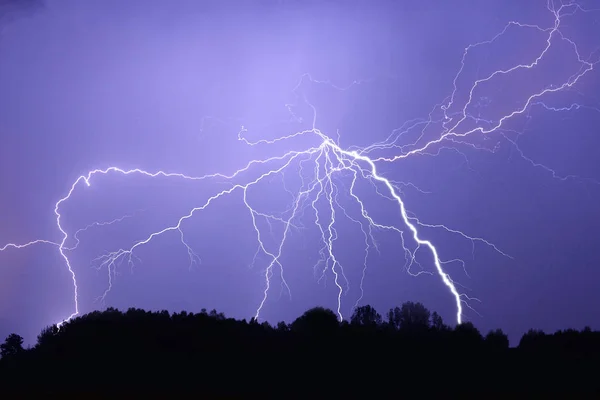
left=350, top=305, right=382, bottom=327
left=431, top=311, right=445, bottom=330
left=291, top=307, right=339, bottom=335
left=453, top=322, right=483, bottom=346
left=1, top=333, right=24, bottom=358
left=388, top=302, right=431, bottom=331
left=36, top=325, right=58, bottom=348
left=485, top=329, right=509, bottom=351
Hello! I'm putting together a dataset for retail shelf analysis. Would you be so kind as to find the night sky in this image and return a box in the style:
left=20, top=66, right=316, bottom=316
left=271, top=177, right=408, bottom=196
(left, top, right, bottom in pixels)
left=1, top=0, right=599, bottom=346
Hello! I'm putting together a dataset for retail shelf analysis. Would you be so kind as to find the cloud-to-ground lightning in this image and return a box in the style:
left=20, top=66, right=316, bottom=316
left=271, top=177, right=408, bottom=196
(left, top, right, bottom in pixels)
left=1, top=1, right=598, bottom=328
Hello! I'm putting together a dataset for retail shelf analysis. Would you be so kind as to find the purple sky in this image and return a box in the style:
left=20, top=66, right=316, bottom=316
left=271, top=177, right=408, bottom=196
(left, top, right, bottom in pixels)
left=1, top=0, right=599, bottom=346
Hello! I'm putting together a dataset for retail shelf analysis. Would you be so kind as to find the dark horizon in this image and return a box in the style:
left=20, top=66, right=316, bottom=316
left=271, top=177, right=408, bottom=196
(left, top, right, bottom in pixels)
left=1, top=0, right=600, bottom=347
left=1, top=302, right=599, bottom=393
left=4, top=300, right=596, bottom=349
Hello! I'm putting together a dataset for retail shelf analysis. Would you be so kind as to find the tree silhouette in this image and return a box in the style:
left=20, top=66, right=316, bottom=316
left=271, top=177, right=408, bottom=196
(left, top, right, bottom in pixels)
left=431, top=311, right=446, bottom=330
left=291, top=307, right=339, bottom=335
left=1, top=333, right=24, bottom=358
left=485, top=329, right=509, bottom=351
left=36, top=325, right=58, bottom=348
left=387, top=301, right=431, bottom=331
left=276, top=321, right=289, bottom=332
left=519, top=329, right=547, bottom=350
left=350, top=305, right=382, bottom=327
left=453, top=322, right=483, bottom=347
left=0, top=303, right=598, bottom=393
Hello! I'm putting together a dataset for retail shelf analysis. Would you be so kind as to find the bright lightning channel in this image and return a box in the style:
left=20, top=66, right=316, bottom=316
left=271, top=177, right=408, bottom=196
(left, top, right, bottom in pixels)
left=1, top=1, right=598, bottom=328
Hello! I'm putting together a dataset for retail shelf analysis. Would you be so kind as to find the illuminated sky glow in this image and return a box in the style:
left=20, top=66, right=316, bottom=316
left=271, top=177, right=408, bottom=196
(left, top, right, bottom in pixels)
left=1, top=0, right=599, bottom=344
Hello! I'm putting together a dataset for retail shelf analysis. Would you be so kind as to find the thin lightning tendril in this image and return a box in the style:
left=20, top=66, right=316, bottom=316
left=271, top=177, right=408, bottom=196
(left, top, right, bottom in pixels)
left=1, top=2, right=598, bottom=328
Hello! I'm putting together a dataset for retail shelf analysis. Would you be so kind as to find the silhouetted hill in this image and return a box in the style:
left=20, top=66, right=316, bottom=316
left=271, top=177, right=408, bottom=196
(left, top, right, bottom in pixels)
left=0, top=303, right=598, bottom=394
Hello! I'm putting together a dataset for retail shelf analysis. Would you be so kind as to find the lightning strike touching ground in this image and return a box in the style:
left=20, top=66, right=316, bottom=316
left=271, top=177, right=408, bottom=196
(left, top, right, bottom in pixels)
left=1, top=1, right=598, bottom=328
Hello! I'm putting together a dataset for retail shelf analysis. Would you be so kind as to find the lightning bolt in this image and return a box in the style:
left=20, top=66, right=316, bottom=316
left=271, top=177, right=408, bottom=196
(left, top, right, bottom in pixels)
left=1, top=1, right=598, bottom=328
left=64, top=209, right=148, bottom=252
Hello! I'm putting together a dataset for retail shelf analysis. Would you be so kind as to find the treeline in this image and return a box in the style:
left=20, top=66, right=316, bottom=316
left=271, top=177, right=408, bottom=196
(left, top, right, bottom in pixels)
left=0, top=302, right=598, bottom=394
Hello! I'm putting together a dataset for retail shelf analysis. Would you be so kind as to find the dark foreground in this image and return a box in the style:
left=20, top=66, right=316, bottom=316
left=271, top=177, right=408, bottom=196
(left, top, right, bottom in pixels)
left=1, top=303, right=598, bottom=394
